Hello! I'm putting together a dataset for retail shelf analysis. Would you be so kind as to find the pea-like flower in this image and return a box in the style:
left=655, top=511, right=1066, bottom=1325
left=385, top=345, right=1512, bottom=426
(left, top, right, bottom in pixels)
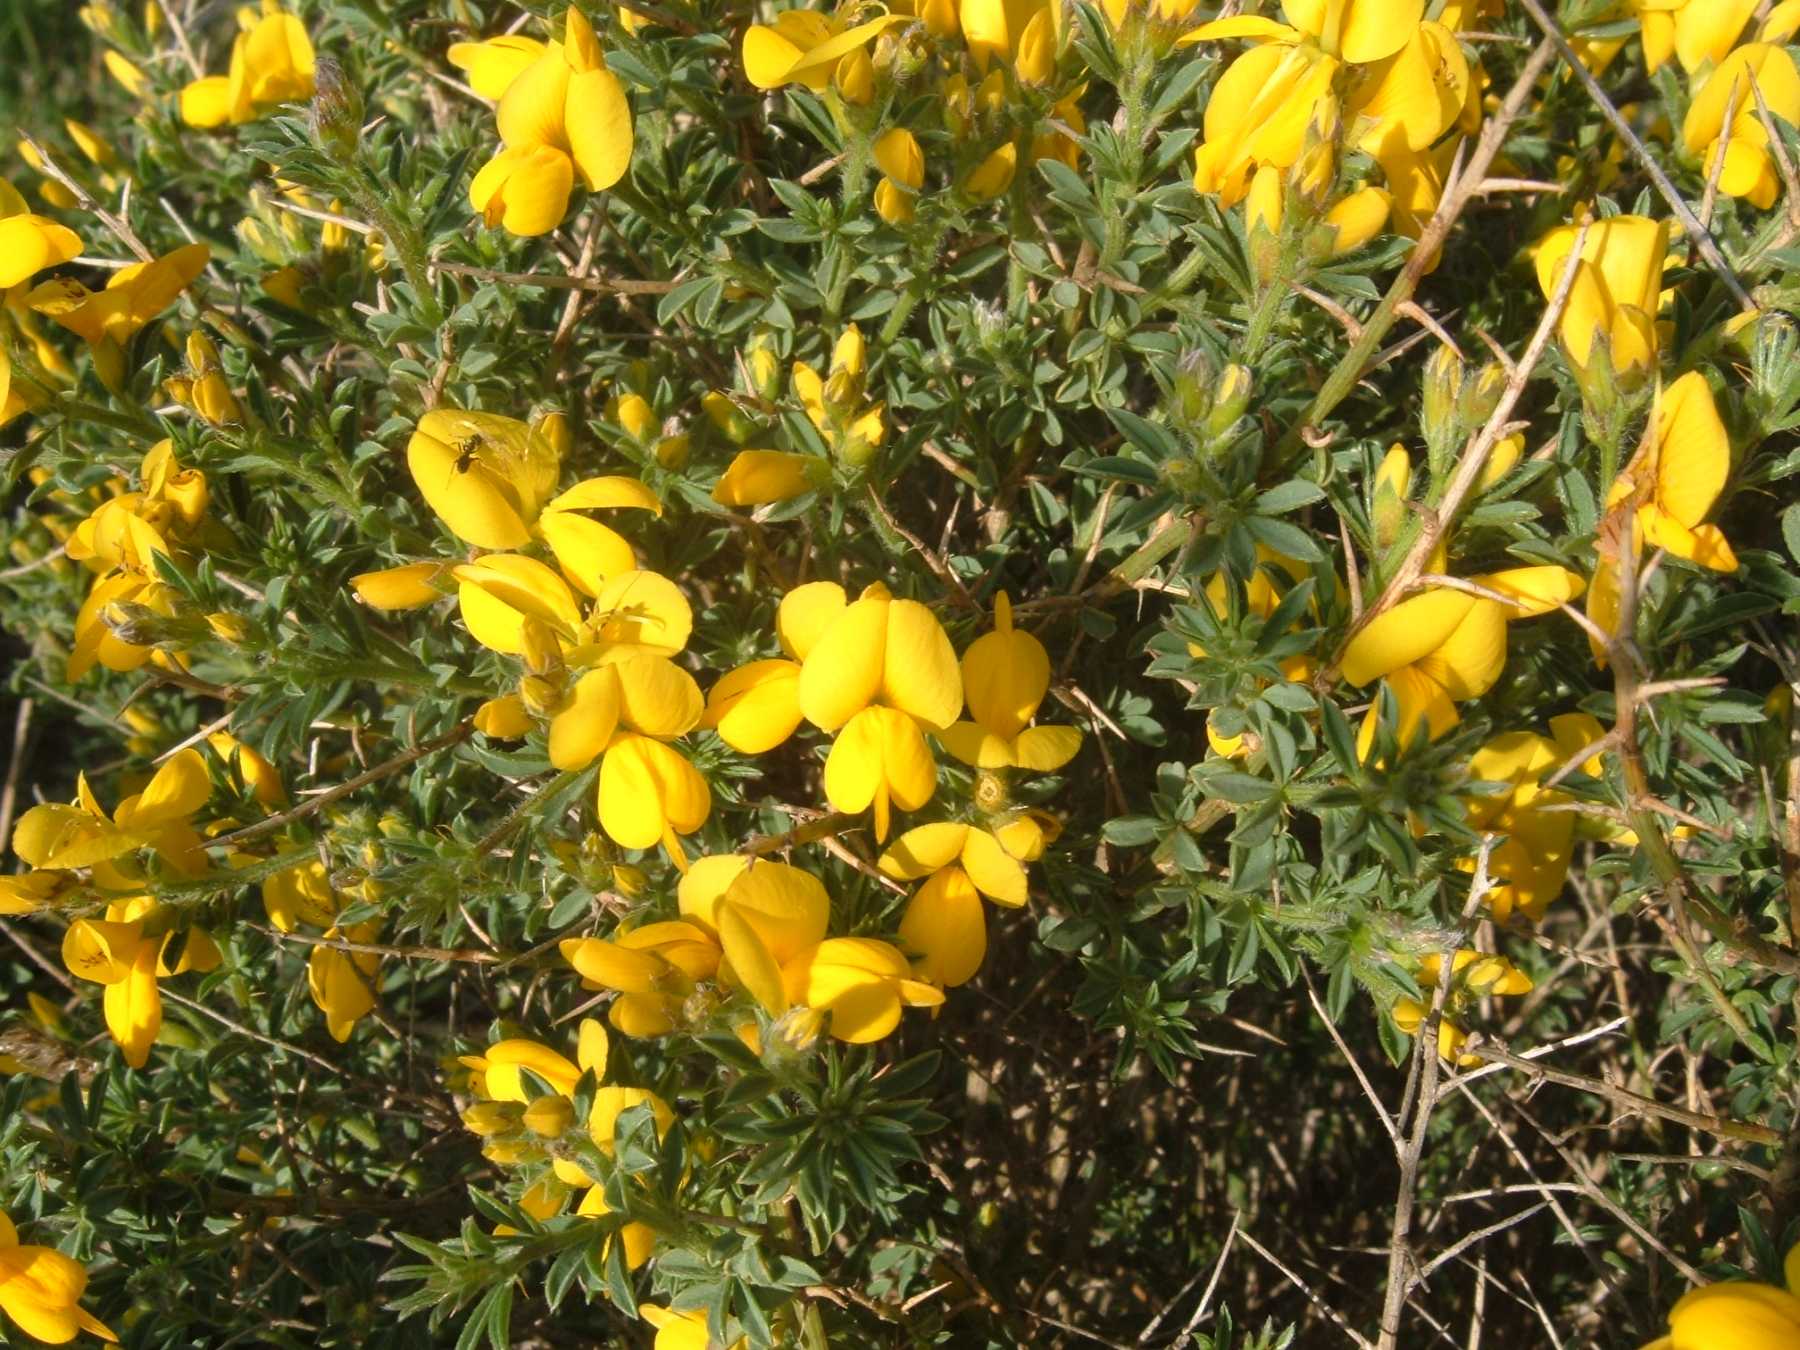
left=562, top=919, right=722, bottom=1036
left=1462, top=714, right=1605, bottom=923
left=961, top=0, right=1059, bottom=83
left=793, top=325, right=886, bottom=465
left=467, top=8, right=633, bottom=237
left=881, top=821, right=1034, bottom=987
left=1342, top=566, right=1587, bottom=753
left=27, top=242, right=209, bottom=391
left=1588, top=371, right=1737, bottom=664
left=12, top=748, right=213, bottom=891
left=307, top=921, right=382, bottom=1042
left=1640, top=0, right=1757, bottom=76
left=1681, top=43, right=1800, bottom=211
left=406, top=407, right=662, bottom=593
left=938, top=591, right=1081, bottom=772
left=1393, top=949, right=1532, bottom=1065
left=741, top=7, right=909, bottom=92
left=676, top=855, right=831, bottom=1014
left=1534, top=216, right=1669, bottom=388
left=0, top=1209, right=116, bottom=1345
left=1639, top=1242, right=1800, bottom=1350
left=61, top=899, right=222, bottom=1069
left=778, top=936, right=945, bottom=1043
left=712, top=449, right=829, bottom=508
left=179, top=0, right=316, bottom=128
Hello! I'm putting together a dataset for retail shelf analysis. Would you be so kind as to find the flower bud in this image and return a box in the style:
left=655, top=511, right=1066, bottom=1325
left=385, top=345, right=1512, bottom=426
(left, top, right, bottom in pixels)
left=1478, top=432, right=1523, bottom=491
left=613, top=392, right=656, bottom=441
left=745, top=334, right=782, bottom=402
left=965, top=142, right=1017, bottom=200
left=523, top=1094, right=575, bottom=1139
left=520, top=674, right=563, bottom=716
left=1421, top=345, right=1463, bottom=465
left=205, top=611, right=248, bottom=644
left=1172, top=349, right=1216, bottom=428
left=461, top=1102, right=523, bottom=1137
left=875, top=178, right=914, bottom=225
left=702, top=390, right=754, bottom=445
left=835, top=48, right=874, bottom=105
left=654, top=433, right=689, bottom=470
left=1208, top=363, right=1252, bottom=439
left=310, top=58, right=364, bottom=163
left=1371, top=444, right=1411, bottom=554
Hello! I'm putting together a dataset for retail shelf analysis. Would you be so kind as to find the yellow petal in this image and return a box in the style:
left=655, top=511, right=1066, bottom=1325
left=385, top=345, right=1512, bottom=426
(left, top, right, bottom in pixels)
left=1013, top=724, right=1083, bottom=772
left=961, top=594, right=1049, bottom=738
left=475, top=693, right=534, bottom=739
left=1284, top=0, right=1421, bottom=62
left=798, top=587, right=889, bottom=730
left=566, top=66, right=633, bottom=191
left=1340, top=589, right=1476, bottom=687
left=719, top=901, right=790, bottom=1015
left=823, top=707, right=936, bottom=841
left=455, top=554, right=582, bottom=654
left=702, top=659, right=804, bottom=754
left=960, top=827, right=1028, bottom=906
left=777, top=580, right=847, bottom=660
left=676, top=854, right=751, bottom=937
left=124, top=747, right=211, bottom=827
left=496, top=44, right=571, bottom=147
left=407, top=415, right=534, bottom=548
left=559, top=936, right=667, bottom=993
left=1653, top=370, right=1729, bottom=530
left=0, top=1244, right=101, bottom=1344
left=882, top=598, right=963, bottom=730
left=469, top=143, right=575, bottom=237
left=549, top=666, right=622, bottom=771
left=613, top=652, right=704, bottom=738
left=899, top=866, right=987, bottom=987
left=872, top=128, right=925, bottom=190
left=179, top=74, right=236, bottom=127
left=937, top=720, right=1016, bottom=768
left=540, top=512, right=637, bottom=597
left=350, top=561, right=448, bottom=610
left=583, top=568, right=693, bottom=655
left=878, top=823, right=971, bottom=880
left=104, top=944, right=161, bottom=1068
left=597, top=734, right=710, bottom=854
left=448, top=35, right=547, bottom=100
left=1415, top=598, right=1507, bottom=701
left=713, top=450, right=824, bottom=507
left=1471, top=566, right=1585, bottom=617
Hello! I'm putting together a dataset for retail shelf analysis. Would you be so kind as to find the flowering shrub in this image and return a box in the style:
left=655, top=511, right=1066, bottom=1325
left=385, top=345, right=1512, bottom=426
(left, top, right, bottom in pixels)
left=4, top=0, right=1800, bottom=1346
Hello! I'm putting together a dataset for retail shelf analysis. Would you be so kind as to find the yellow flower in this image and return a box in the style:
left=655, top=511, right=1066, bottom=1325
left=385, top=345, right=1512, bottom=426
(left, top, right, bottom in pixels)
left=460, top=1019, right=610, bottom=1105
left=1393, top=949, right=1531, bottom=1065
left=561, top=919, right=721, bottom=1036
left=1187, top=0, right=1424, bottom=65
left=350, top=561, right=451, bottom=611
left=964, top=142, right=1018, bottom=200
left=597, top=731, right=711, bottom=868
left=407, top=406, right=661, bottom=593
left=793, top=325, right=885, bottom=461
left=1589, top=372, right=1737, bottom=664
left=0, top=1209, right=117, bottom=1345
left=1462, top=713, right=1603, bottom=923
left=67, top=571, right=182, bottom=680
left=179, top=0, right=316, bottom=128
left=66, top=441, right=208, bottom=573
left=938, top=591, right=1082, bottom=771
left=1615, top=371, right=1738, bottom=571
left=677, top=855, right=831, bottom=1013
left=640, top=1306, right=714, bottom=1350
left=881, top=821, right=1037, bottom=987
left=1640, top=0, right=1757, bottom=76
left=27, top=242, right=210, bottom=389
left=308, top=921, right=381, bottom=1042
left=1534, top=216, right=1669, bottom=383
left=1639, top=1242, right=1800, bottom=1350
left=0, top=187, right=82, bottom=289
left=1342, top=567, right=1586, bottom=753
left=741, top=7, right=909, bottom=91
left=13, top=749, right=213, bottom=890
left=62, top=899, right=221, bottom=1068
left=711, top=449, right=827, bottom=507
left=705, top=580, right=960, bottom=839
left=469, top=8, right=633, bottom=236
left=1681, top=43, right=1800, bottom=210
left=778, top=936, right=945, bottom=1042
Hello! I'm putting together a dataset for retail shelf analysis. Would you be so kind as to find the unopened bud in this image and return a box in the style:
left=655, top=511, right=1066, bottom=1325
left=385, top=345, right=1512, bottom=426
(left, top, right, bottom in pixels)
left=1421, top=345, right=1462, bottom=466
left=531, top=409, right=572, bottom=461
left=1371, top=444, right=1411, bottom=553
left=1208, top=363, right=1252, bottom=438
left=654, top=433, right=689, bottom=470
left=310, top=58, right=364, bottom=163
left=523, top=1094, right=574, bottom=1139
left=835, top=48, right=874, bottom=106
left=461, top=1101, right=525, bottom=1137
